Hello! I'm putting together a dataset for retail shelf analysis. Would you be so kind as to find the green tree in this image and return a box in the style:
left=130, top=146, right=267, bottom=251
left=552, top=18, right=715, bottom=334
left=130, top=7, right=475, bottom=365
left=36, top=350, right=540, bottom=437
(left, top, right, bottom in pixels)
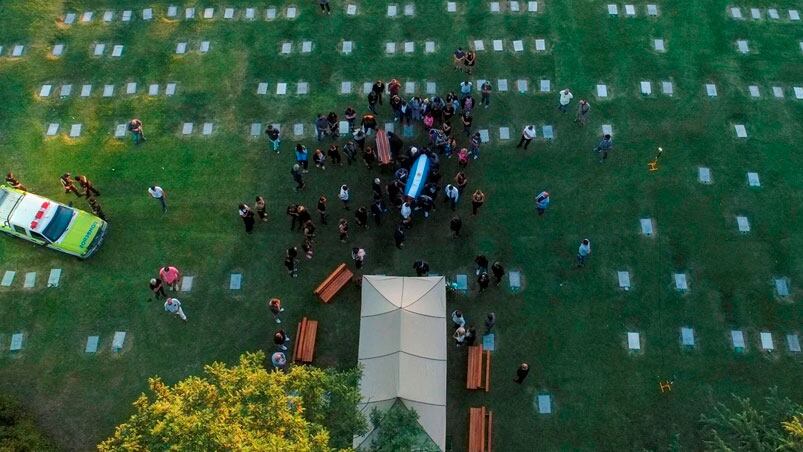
left=0, top=394, right=54, bottom=452
left=99, top=351, right=365, bottom=451
left=700, top=388, right=803, bottom=451
left=369, top=403, right=439, bottom=452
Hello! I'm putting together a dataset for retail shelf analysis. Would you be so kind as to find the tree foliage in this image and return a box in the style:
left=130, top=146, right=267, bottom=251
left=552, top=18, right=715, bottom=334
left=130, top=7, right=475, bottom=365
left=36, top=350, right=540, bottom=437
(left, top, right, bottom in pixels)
left=369, top=403, right=439, bottom=452
left=700, top=388, right=803, bottom=451
left=0, top=394, right=54, bottom=452
left=99, top=351, right=366, bottom=451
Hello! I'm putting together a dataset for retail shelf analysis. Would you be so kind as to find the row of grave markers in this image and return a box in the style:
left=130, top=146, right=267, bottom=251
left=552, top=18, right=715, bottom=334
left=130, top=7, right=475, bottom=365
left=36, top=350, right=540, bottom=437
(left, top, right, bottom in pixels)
left=3, top=331, right=129, bottom=353
left=1, top=269, right=62, bottom=288
left=38, top=82, right=177, bottom=100
left=638, top=215, right=764, bottom=237
left=730, top=7, right=800, bottom=21
left=63, top=6, right=300, bottom=24
left=607, top=4, right=660, bottom=17
left=626, top=330, right=801, bottom=354
left=615, top=269, right=790, bottom=298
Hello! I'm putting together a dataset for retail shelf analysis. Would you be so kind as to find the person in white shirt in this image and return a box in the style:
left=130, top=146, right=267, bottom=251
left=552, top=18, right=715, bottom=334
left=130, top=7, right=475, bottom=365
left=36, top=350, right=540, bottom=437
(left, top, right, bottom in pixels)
left=148, top=186, right=167, bottom=213
left=577, top=239, right=591, bottom=267
left=444, top=184, right=460, bottom=210
left=558, top=88, right=573, bottom=113
left=400, top=202, right=412, bottom=228
left=338, top=184, right=350, bottom=210
left=451, top=310, right=466, bottom=329
left=516, top=125, right=536, bottom=149
left=453, top=326, right=466, bottom=347
left=164, top=298, right=187, bottom=322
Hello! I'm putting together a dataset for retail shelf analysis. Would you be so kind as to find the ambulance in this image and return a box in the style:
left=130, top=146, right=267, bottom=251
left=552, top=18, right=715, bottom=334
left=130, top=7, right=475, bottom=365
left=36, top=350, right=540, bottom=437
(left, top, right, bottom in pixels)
left=0, top=185, right=107, bottom=258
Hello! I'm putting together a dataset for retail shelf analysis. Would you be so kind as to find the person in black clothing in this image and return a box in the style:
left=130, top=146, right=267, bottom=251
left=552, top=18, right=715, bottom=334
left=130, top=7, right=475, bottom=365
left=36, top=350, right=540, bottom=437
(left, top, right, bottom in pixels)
left=371, top=200, right=383, bottom=226
left=372, top=80, right=386, bottom=105
left=413, top=260, right=430, bottom=276
left=319, top=0, right=331, bottom=14
left=344, top=106, right=357, bottom=130
left=367, top=91, right=379, bottom=114
left=317, top=196, right=328, bottom=225
left=475, top=255, right=489, bottom=275
left=290, top=164, right=305, bottom=191
left=394, top=224, right=405, bottom=249
left=418, top=194, right=434, bottom=218
left=296, top=205, right=312, bottom=226
left=465, top=327, right=477, bottom=346
left=485, top=312, right=496, bottom=334
left=355, top=206, right=369, bottom=228
left=239, top=204, right=255, bottom=234
left=343, top=140, right=358, bottom=163
left=461, top=112, right=473, bottom=136
left=327, top=144, right=342, bottom=166
left=285, top=247, right=298, bottom=277
left=450, top=216, right=462, bottom=238
left=286, top=204, right=300, bottom=230
left=372, top=178, right=383, bottom=199
left=478, top=272, right=490, bottom=292
left=353, top=129, right=366, bottom=150
left=491, top=261, right=505, bottom=286
left=149, top=278, right=167, bottom=299
left=88, top=196, right=108, bottom=221
left=514, top=363, right=530, bottom=383
left=327, top=111, right=339, bottom=138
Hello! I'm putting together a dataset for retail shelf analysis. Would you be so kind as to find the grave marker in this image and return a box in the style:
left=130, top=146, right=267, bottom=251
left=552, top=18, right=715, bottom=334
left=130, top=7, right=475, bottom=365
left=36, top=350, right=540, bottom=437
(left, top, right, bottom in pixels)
left=448, top=2, right=457, bottom=13
left=224, top=8, right=234, bottom=19
left=186, top=7, right=195, bottom=19
left=647, top=4, right=658, bottom=16
left=85, top=336, right=99, bottom=353
left=230, top=273, right=242, bottom=290
left=46, top=123, right=59, bottom=136
left=148, top=84, right=159, bottom=96
left=347, top=4, right=357, bottom=15
left=490, top=2, right=501, bottom=13
left=625, top=4, right=636, bottom=16
left=276, top=82, right=287, bottom=95
left=499, top=127, right=510, bottom=140
left=602, top=124, right=613, bottom=136
left=493, top=40, right=503, bottom=51
left=297, top=82, right=309, bottom=95
left=674, top=273, right=688, bottom=291
left=640, top=81, right=652, bottom=95
left=736, top=216, right=750, bottom=233
left=176, top=42, right=187, bottom=54
left=340, top=81, right=352, bottom=94
left=528, top=1, right=538, bottom=12
left=387, top=4, right=397, bottom=17
left=103, top=85, right=114, bottom=97
left=200, top=41, right=210, bottom=53
left=81, top=84, right=92, bottom=97
left=772, top=86, right=783, bottom=98
left=403, top=124, right=413, bottom=137
left=517, top=79, right=528, bottom=93
left=627, top=332, right=640, bottom=350
left=166, top=83, right=176, bottom=95
left=81, top=11, right=93, bottom=23
left=64, top=13, right=76, bottom=24
left=385, top=122, right=395, bottom=134
left=653, top=39, right=665, bottom=52
left=790, top=10, right=800, bottom=21
left=60, top=84, right=72, bottom=97
left=787, top=334, right=801, bottom=353
left=731, top=330, right=745, bottom=351
left=342, top=41, right=353, bottom=54
left=426, top=82, right=437, bottom=94
left=510, top=1, right=520, bottom=12
left=112, top=331, right=126, bottom=352
left=339, top=121, right=350, bottom=135
left=363, top=82, right=373, bottom=94
left=483, top=334, right=495, bottom=351
left=537, top=395, right=552, bottom=414
left=143, top=8, right=153, bottom=20
left=94, top=43, right=105, bottom=56
left=607, top=4, right=618, bottom=16
left=405, top=81, right=415, bottom=94
left=52, top=44, right=64, bottom=57
left=404, top=41, right=415, bottom=53
left=730, top=7, right=742, bottom=19
left=681, top=327, right=695, bottom=347
left=750, top=8, right=761, bottom=19
left=498, top=79, right=508, bottom=92
left=10, top=334, right=23, bottom=351
left=474, top=40, right=485, bottom=51
left=747, top=172, right=760, bottom=187
left=542, top=125, right=554, bottom=140
left=121, top=10, right=132, bottom=21
left=509, top=270, right=521, bottom=291
left=301, top=41, right=312, bottom=53
left=180, top=276, right=194, bottom=292
left=386, top=42, right=396, bottom=54
left=479, top=129, right=490, bottom=143
left=39, top=85, right=52, bottom=97
left=734, top=124, right=747, bottom=138
left=404, top=4, right=415, bottom=16
left=760, top=332, right=774, bottom=351
left=774, top=278, right=790, bottom=297
left=640, top=218, right=654, bottom=236
left=114, top=124, right=126, bottom=138
left=705, top=83, right=717, bottom=97
left=245, top=8, right=255, bottom=19
left=126, top=82, right=137, bottom=94
left=257, top=82, right=268, bottom=94
left=597, top=84, right=608, bottom=97
left=293, top=123, right=304, bottom=136
left=182, top=123, right=193, bottom=135
left=202, top=123, right=213, bottom=136
left=618, top=271, right=631, bottom=290
left=737, top=40, right=749, bottom=54
left=748, top=85, right=760, bottom=98
left=661, top=81, right=673, bottom=95
left=203, top=7, right=214, bottom=19
left=767, top=8, right=778, bottom=19
left=69, top=124, right=81, bottom=137
left=794, top=87, right=803, bottom=99
left=1, top=271, right=14, bottom=286
left=250, top=123, right=261, bottom=137
left=454, top=274, right=468, bottom=293
left=23, top=272, right=36, bottom=288
left=698, top=167, right=711, bottom=184
left=167, top=6, right=177, bottom=17
left=513, top=40, right=524, bottom=52
left=535, top=39, right=546, bottom=51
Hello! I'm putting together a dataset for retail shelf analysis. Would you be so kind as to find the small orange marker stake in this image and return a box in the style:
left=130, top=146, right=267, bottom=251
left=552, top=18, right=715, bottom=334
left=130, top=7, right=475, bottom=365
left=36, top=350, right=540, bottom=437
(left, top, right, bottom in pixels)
left=648, top=147, right=663, bottom=172
left=659, top=380, right=673, bottom=393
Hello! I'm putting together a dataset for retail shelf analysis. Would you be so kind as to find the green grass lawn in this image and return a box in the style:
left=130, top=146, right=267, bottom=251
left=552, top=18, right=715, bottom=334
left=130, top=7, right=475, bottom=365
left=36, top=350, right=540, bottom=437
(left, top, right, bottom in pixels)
left=0, top=1, right=801, bottom=450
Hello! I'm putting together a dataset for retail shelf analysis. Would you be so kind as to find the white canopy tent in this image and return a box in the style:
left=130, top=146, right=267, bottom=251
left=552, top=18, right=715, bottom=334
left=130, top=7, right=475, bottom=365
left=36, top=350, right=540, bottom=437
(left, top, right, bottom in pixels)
left=353, top=276, right=447, bottom=451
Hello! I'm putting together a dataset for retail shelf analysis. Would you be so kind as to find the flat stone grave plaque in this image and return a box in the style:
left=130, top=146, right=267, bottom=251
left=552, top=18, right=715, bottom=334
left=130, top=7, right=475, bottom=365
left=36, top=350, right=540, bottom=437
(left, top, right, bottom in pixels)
left=230, top=273, right=242, bottom=290
left=751, top=8, right=761, bottom=19
left=602, top=124, right=613, bottom=136
left=662, top=81, right=673, bottom=95
left=498, top=79, right=508, bottom=91
left=122, top=10, right=132, bottom=21
left=640, top=81, right=652, bottom=95
left=787, top=334, right=801, bottom=353
left=731, top=7, right=742, bottom=19
left=640, top=218, right=653, bottom=236
left=674, top=273, right=688, bottom=291
left=491, top=2, right=500, bottom=12
left=499, top=127, right=510, bottom=140
left=625, top=4, right=636, bottom=16
left=185, top=7, right=195, bottom=19
left=618, top=271, right=630, bottom=289
left=340, top=81, right=352, bottom=94
left=202, top=123, right=213, bottom=135
left=245, top=8, right=255, bottom=19
left=250, top=123, right=261, bottom=136
left=479, top=129, right=490, bottom=143
left=542, top=125, right=553, bottom=140
left=509, top=270, right=521, bottom=290
left=772, top=86, right=783, bottom=98
left=103, top=85, right=114, bottom=97
left=200, top=41, right=210, bottom=53
left=85, top=336, right=99, bottom=353
left=342, top=41, right=353, bottom=54
left=517, top=79, right=528, bottom=92
left=61, top=84, right=72, bottom=96
left=347, top=4, right=357, bottom=15
left=47, top=123, right=59, bottom=136
left=734, top=124, right=747, bottom=138
left=293, top=123, right=304, bottom=136
left=737, top=40, right=749, bottom=53
left=647, top=4, right=658, bottom=16
left=47, top=269, right=62, bottom=287
left=224, top=8, right=234, bottom=19
left=94, top=43, right=105, bottom=56
left=297, top=82, right=309, bottom=95
left=69, top=124, right=81, bottom=137
left=176, top=42, right=187, bottom=54
left=447, top=2, right=457, bottom=13
left=608, top=4, right=618, bottom=15
left=276, top=82, right=287, bottom=95
left=115, top=124, right=126, bottom=137
left=775, top=278, right=789, bottom=297
left=64, top=12, right=76, bottom=24
left=167, top=6, right=177, bottom=17
left=404, top=42, right=414, bottom=53
left=112, top=331, right=126, bottom=351
left=126, top=82, right=137, bottom=94
left=1, top=271, right=15, bottom=286
left=455, top=274, right=468, bottom=292
left=748, top=85, right=759, bottom=97
left=535, top=39, right=546, bottom=51
left=385, top=122, right=395, bottom=134
left=404, top=4, right=414, bottom=15
left=52, top=44, right=64, bottom=56
left=597, top=84, right=608, bottom=97
left=736, top=216, right=750, bottom=232
left=529, top=1, right=538, bottom=12
left=386, top=42, right=396, bottom=54
left=426, top=82, right=437, bottom=94
left=654, top=39, right=665, bottom=52
left=81, top=85, right=92, bottom=97
left=483, top=333, right=495, bottom=351
left=731, top=330, right=745, bottom=350
left=767, top=8, right=778, bottom=19
left=790, top=10, right=800, bottom=20
left=203, top=7, right=214, bottom=19
left=747, top=172, right=760, bottom=187
left=706, top=84, right=717, bottom=97
left=182, top=123, right=193, bottom=135
left=165, top=83, right=176, bottom=95
left=681, top=327, right=695, bottom=346
left=493, top=40, right=503, bottom=51
left=40, top=85, right=52, bottom=97
left=387, top=5, right=397, bottom=16
left=513, top=40, right=524, bottom=52
left=339, top=121, right=350, bottom=135
left=510, top=1, right=520, bottom=12
left=405, top=81, right=415, bottom=94
left=180, top=276, right=194, bottom=292
left=698, top=167, right=711, bottom=184
left=301, top=41, right=312, bottom=53
left=627, top=332, right=640, bottom=350
left=81, top=11, right=93, bottom=22
left=143, top=8, right=153, bottom=20
left=538, top=395, right=552, bottom=414
left=760, top=332, right=774, bottom=351
left=10, top=334, right=23, bottom=351
left=474, top=40, right=485, bottom=51
left=148, top=84, right=159, bottom=96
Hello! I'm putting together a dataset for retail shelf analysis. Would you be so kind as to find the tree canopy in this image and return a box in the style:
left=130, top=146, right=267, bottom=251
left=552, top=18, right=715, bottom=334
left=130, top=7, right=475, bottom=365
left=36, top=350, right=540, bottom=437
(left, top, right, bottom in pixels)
left=99, top=351, right=366, bottom=451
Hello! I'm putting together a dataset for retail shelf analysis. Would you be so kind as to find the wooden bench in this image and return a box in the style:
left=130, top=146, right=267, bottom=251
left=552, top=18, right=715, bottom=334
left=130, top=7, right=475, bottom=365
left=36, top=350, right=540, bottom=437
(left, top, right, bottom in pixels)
left=466, top=345, right=491, bottom=391
left=293, top=317, right=318, bottom=364
left=313, top=263, right=354, bottom=303
left=468, top=406, right=493, bottom=452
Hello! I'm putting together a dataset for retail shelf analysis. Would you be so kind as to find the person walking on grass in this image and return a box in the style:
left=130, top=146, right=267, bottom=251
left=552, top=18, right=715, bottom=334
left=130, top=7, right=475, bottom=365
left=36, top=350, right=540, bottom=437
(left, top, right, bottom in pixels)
left=413, top=260, right=430, bottom=277
left=148, top=185, right=168, bottom=213
left=256, top=196, right=268, bottom=222
left=128, top=118, right=145, bottom=145
left=239, top=204, right=255, bottom=234
left=149, top=278, right=166, bottom=300
left=517, top=125, right=536, bottom=149
left=535, top=191, right=550, bottom=216
left=444, top=184, right=459, bottom=211
left=302, top=220, right=316, bottom=242
left=164, top=298, right=187, bottom=322
left=285, top=247, right=299, bottom=278
left=291, top=164, right=305, bottom=192
left=266, top=124, right=281, bottom=153
left=471, top=189, right=485, bottom=215
left=514, top=363, right=530, bottom=383
left=491, top=261, right=505, bottom=286
left=344, top=106, right=357, bottom=130
left=371, top=199, right=383, bottom=226
left=60, top=173, right=81, bottom=197
left=159, top=266, right=181, bottom=291
left=88, top=196, right=108, bottom=221
left=77, top=175, right=100, bottom=197
left=372, top=80, right=386, bottom=105
left=313, top=148, right=327, bottom=170
left=338, top=218, right=349, bottom=242
left=450, top=215, right=462, bottom=238
left=274, top=329, right=291, bottom=351
left=558, top=88, right=573, bottom=113
left=394, top=223, right=406, bottom=249
left=338, top=184, right=350, bottom=210
left=352, top=247, right=366, bottom=270
left=317, top=195, right=328, bottom=225
left=593, top=134, right=613, bottom=163
left=576, top=99, right=590, bottom=126
left=268, top=298, right=284, bottom=324
left=481, top=81, right=492, bottom=108
left=367, top=90, right=379, bottom=115
left=327, top=144, right=342, bottom=166
left=577, top=239, right=591, bottom=267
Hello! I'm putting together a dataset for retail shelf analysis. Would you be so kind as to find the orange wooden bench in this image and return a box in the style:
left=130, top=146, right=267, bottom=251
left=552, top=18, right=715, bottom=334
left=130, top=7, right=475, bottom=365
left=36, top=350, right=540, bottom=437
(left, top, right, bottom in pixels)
left=375, top=129, right=392, bottom=165
left=467, top=345, right=491, bottom=391
left=468, top=406, right=493, bottom=452
left=313, top=263, right=354, bottom=303
left=293, top=317, right=318, bottom=364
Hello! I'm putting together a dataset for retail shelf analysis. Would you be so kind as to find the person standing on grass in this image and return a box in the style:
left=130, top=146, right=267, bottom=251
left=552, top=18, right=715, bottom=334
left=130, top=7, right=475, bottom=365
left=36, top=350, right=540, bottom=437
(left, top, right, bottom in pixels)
left=535, top=191, right=550, bottom=216
left=317, top=195, right=328, bottom=225
left=268, top=298, right=284, bottom=324
left=453, top=326, right=466, bottom=347
left=444, top=184, right=459, bottom=211
left=558, top=88, right=573, bottom=113
left=296, top=205, right=312, bottom=227
left=315, top=114, right=329, bottom=142
left=450, top=216, right=462, bottom=238
left=355, top=206, right=369, bottom=229
left=303, top=220, right=316, bottom=242
left=266, top=124, right=281, bottom=153
left=352, top=247, right=366, bottom=270
left=159, top=266, right=181, bottom=291
left=164, top=298, right=187, bottom=322
left=388, top=79, right=401, bottom=98
left=517, top=125, right=536, bottom=149
left=485, top=312, right=496, bottom=334
left=327, top=144, right=342, bottom=166
left=367, top=90, right=379, bottom=115
left=256, top=196, right=268, bottom=222
left=295, top=144, right=309, bottom=171
left=577, top=239, right=591, bottom=267
left=451, top=310, right=466, bottom=329
left=413, top=260, right=430, bottom=276
left=147, top=186, right=167, bottom=213
left=274, top=329, right=291, bottom=351
left=239, top=203, right=255, bottom=234
left=149, top=278, right=166, bottom=300
left=453, top=47, right=466, bottom=71
left=514, top=363, right=530, bottom=383
left=77, top=175, right=100, bottom=197
left=471, top=189, right=485, bottom=215
left=285, top=247, right=299, bottom=278
left=318, top=0, right=331, bottom=14
left=461, top=112, right=473, bottom=136
left=576, top=99, right=590, bottom=126
left=464, top=51, right=477, bottom=75
left=88, top=197, right=108, bottom=221
left=127, top=118, right=146, bottom=144
left=286, top=204, right=300, bottom=231
left=327, top=112, right=339, bottom=138
left=338, top=218, right=349, bottom=242
left=475, top=255, right=489, bottom=275
left=371, top=199, right=383, bottom=226
left=400, top=201, right=412, bottom=229
left=291, top=164, right=305, bottom=192
left=465, top=326, right=477, bottom=346
left=394, top=223, right=406, bottom=249
left=302, top=237, right=315, bottom=259
left=313, top=148, right=327, bottom=170
left=338, top=184, right=350, bottom=210
left=593, top=134, right=613, bottom=163
left=343, top=140, right=358, bottom=163
left=459, top=80, right=473, bottom=99
left=469, top=132, right=481, bottom=160
left=61, top=173, right=81, bottom=197
left=344, top=106, right=357, bottom=130
left=491, top=261, right=505, bottom=286
left=372, top=80, right=386, bottom=105
left=478, top=271, right=490, bottom=292
left=361, top=113, right=377, bottom=135
left=481, top=81, right=492, bottom=108
left=454, top=172, right=468, bottom=193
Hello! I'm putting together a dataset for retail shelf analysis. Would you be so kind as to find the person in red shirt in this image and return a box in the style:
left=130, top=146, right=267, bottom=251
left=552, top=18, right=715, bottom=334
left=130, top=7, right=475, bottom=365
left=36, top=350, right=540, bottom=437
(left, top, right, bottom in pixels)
left=159, top=266, right=182, bottom=291
left=388, top=79, right=401, bottom=97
